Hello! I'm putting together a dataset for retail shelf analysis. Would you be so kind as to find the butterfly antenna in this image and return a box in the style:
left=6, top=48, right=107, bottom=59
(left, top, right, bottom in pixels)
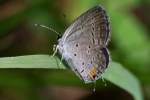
left=34, top=24, right=60, bottom=35
left=52, top=45, right=58, bottom=57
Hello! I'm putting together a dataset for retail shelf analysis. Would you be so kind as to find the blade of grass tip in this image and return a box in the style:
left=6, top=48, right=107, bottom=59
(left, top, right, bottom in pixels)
left=103, top=62, right=143, bottom=100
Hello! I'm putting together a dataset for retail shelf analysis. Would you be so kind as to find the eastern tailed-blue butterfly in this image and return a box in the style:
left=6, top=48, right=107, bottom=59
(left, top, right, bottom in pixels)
left=56, top=5, right=110, bottom=84
left=36, top=5, right=110, bottom=84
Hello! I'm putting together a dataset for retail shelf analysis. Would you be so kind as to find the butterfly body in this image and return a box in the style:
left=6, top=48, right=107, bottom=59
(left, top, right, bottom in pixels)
left=57, top=5, right=110, bottom=83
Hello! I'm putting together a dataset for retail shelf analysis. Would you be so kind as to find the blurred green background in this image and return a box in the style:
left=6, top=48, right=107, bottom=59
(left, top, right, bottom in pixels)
left=0, top=0, right=150, bottom=100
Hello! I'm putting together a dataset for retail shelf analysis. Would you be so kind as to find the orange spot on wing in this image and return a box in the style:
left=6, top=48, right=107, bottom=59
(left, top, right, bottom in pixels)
left=88, top=67, right=97, bottom=80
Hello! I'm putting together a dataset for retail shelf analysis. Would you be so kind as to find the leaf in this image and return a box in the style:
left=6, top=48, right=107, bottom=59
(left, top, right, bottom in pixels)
left=103, top=62, right=143, bottom=100
left=0, top=55, right=65, bottom=69
left=0, top=55, right=143, bottom=100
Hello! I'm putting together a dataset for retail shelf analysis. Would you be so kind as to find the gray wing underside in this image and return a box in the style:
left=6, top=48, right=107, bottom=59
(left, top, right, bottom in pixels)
left=65, top=36, right=109, bottom=81
left=61, top=5, right=110, bottom=83
left=61, top=5, right=110, bottom=46
left=64, top=38, right=109, bottom=83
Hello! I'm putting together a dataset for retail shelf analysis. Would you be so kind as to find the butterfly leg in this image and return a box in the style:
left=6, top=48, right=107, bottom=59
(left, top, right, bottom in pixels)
left=53, top=44, right=64, bottom=65
left=59, top=54, right=64, bottom=65
left=53, top=45, right=64, bottom=66
left=93, top=80, right=96, bottom=92
left=52, top=45, right=58, bottom=57
left=101, top=76, right=107, bottom=86
left=52, top=45, right=61, bottom=68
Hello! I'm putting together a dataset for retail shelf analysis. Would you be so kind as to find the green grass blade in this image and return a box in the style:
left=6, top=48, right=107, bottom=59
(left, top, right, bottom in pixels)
left=0, top=55, right=143, bottom=100
left=0, top=55, right=65, bottom=69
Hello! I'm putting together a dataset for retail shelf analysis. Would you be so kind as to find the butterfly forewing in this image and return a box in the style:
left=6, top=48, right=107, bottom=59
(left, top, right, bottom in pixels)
left=61, top=6, right=110, bottom=46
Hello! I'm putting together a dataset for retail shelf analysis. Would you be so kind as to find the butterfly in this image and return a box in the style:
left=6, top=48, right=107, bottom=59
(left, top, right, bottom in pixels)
left=37, top=5, right=110, bottom=84
left=55, top=5, right=110, bottom=84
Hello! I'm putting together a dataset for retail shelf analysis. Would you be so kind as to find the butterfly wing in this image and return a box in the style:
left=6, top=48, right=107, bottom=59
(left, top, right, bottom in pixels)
left=60, top=5, right=110, bottom=46
left=58, top=5, right=110, bottom=83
